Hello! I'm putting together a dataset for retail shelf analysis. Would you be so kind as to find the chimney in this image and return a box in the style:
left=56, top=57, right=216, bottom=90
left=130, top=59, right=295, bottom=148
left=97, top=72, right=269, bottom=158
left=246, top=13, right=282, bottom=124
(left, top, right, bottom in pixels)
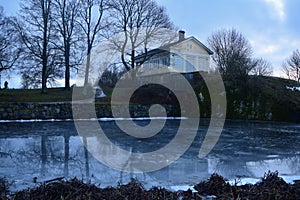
left=179, top=30, right=185, bottom=41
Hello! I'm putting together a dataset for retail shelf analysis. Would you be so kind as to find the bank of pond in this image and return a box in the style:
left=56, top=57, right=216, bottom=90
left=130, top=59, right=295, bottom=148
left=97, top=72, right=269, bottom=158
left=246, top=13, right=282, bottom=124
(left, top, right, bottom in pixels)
left=1, top=171, right=299, bottom=200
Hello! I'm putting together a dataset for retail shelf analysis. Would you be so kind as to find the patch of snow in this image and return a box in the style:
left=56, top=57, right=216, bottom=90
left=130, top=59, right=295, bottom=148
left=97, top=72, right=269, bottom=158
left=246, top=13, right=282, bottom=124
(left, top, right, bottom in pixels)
left=94, top=87, right=106, bottom=98
left=0, top=117, right=187, bottom=123
left=286, top=86, right=300, bottom=91
left=0, top=119, right=73, bottom=123
left=266, top=155, right=279, bottom=158
left=170, top=185, right=197, bottom=192
left=76, top=117, right=187, bottom=121
left=198, top=92, right=204, bottom=102
left=228, top=177, right=260, bottom=186
left=280, top=175, right=300, bottom=184
left=228, top=175, right=300, bottom=186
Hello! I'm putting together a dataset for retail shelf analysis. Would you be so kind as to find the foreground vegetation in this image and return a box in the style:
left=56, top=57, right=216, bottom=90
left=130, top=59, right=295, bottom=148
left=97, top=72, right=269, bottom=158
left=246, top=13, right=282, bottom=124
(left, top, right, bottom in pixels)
left=1, top=171, right=299, bottom=200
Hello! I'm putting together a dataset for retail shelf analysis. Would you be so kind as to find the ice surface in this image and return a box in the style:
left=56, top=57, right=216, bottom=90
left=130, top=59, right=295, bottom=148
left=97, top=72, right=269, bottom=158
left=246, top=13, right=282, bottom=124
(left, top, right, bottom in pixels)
left=0, top=119, right=299, bottom=192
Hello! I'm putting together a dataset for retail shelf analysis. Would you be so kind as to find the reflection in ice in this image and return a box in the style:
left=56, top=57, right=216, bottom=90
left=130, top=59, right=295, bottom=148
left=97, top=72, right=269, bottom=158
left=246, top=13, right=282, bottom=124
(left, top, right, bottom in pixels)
left=0, top=119, right=299, bottom=192
left=247, top=156, right=300, bottom=177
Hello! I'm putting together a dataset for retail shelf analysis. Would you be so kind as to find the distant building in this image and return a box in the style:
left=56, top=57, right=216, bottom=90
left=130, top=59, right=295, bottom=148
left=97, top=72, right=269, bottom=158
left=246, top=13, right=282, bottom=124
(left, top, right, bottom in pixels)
left=135, top=30, right=213, bottom=77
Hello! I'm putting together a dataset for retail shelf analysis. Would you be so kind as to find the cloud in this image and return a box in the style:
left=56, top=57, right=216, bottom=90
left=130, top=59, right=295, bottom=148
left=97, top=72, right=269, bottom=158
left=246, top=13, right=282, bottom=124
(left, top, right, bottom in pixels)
left=263, top=0, right=286, bottom=21
left=250, top=40, right=279, bottom=55
left=249, top=33, right=300, bottom=77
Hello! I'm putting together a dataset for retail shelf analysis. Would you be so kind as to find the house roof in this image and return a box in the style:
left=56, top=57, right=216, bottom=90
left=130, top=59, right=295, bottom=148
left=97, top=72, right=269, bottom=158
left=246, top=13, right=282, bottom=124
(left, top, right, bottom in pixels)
left=135, top=36, right=213, bottom=62
left=160, top=36, right=213, bottom=55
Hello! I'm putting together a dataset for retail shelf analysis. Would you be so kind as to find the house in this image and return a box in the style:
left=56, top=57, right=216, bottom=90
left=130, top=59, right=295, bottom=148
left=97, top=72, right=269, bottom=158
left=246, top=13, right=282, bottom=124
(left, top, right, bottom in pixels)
left=135, top=30, right=213, bottom=77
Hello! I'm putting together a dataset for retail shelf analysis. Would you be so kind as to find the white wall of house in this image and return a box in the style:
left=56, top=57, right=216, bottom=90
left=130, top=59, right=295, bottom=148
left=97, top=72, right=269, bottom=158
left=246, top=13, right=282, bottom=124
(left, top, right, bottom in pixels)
left=139, top=37, right=211, bottom=75
left=169, top=38, right=211, bottom=73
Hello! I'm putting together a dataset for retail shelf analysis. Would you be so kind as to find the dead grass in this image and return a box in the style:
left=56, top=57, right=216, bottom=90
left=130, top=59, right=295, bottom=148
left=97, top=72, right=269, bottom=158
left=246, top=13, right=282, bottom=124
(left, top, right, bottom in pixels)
left=5, top=171, right=300, bottom=200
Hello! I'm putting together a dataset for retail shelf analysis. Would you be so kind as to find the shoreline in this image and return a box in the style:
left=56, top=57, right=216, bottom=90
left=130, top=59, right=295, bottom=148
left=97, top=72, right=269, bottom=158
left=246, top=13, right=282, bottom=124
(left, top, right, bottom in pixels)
left=2, top=172, right=299, bottom=200
left=0, top=102, right=181, bottom=121
left=0, top=116, right=298, bottom=125
left=0, top=101, right=299, bottom=122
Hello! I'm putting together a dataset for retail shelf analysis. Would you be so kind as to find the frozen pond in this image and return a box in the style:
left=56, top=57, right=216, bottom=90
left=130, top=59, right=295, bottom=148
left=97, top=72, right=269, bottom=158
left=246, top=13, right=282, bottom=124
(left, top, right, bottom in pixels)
left=0, top=119, right=300, bottom=192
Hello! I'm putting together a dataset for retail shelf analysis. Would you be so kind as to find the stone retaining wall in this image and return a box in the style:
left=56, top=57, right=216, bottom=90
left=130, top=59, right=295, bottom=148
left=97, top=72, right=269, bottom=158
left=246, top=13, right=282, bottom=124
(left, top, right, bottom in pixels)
left=0, top=102, right=180, bottom=120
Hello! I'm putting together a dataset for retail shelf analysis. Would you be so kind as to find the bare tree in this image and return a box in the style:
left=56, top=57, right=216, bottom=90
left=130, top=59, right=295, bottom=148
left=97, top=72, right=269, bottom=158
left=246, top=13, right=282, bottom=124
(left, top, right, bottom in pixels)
left=18, top=0, right=62, bottom=93
left=21, top=72, right=41, bottom=89
left=77, top=0, right=108, bottom=87
left=53, top=0, right=83, bottom=90
left=108, top=0, right=174, bottom=71
left=282, top=49, right=300, bottom=82
left=251, top=58, right=273, bottom=76
left=0, top=6, right=22, bottom=88
left=207, top=28, right=255, bottom=80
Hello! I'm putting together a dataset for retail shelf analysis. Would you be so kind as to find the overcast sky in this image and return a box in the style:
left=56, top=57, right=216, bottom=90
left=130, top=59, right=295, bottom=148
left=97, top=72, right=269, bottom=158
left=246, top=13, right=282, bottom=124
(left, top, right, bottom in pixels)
left=1, top=0, right=300, bottom=87
left=156, top=0, right=300, bottom=77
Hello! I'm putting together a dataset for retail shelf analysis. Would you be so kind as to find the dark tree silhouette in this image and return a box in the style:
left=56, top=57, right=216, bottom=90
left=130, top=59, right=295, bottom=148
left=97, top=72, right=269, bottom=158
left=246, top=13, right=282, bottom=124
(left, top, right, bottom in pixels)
left=282, top=49, right=300, bottom=82
left=0, top=6, right=22, bottom=88
left=108, top=0, right=174, bottom=72
left=53, top=0, right=83, bottom=90
left=251, top=58, right=273, bottom=76
left=17, top=0, right=63, bottom=92
left=77, top=0, right=108, bottom=87
left=208, top=28, right=256, bottom=81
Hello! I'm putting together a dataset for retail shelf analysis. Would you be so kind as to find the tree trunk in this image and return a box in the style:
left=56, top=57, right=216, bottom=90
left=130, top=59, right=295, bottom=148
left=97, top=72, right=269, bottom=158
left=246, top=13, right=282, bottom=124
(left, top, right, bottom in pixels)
left=42, top=34, right=48, bottom=94
left=131, top=49, right=135, bottom=69
left=41, top=0, right=49, bottom=94
left=84, top=47, right=91, bottom=87
left=65, top=63, right=70, bottom=90
left=130, top=49, right=136, bottom=80
left=65, top=41, right=70, bottom=90
left=42, top=63, right=47, bottom=94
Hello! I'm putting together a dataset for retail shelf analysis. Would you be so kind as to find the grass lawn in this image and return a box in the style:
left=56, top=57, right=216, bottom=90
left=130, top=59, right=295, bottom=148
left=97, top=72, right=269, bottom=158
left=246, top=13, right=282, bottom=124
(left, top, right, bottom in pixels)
left=0, top=87, right=129, bottom=104
left=0, top=85, right=184, bottom=105
left=0, top=87, right=73, bottom=102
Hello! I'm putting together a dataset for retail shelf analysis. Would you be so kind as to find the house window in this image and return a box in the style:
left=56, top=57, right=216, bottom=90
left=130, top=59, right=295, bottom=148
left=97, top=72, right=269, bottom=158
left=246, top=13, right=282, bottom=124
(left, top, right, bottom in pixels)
left=171, top=54, right=175, bottom=66
left=153, top=59, right=159, bottom=68
left=186, top=56, right=196, bottom=72
left=149, top=59, right=156, bottom=69
left=162, top=56, right=169, bottom=66
left=142, top=62, right=149, bottom=71
left=199, top=57, right=208, bottom=71
left=174, top=55, right=183, bottom=72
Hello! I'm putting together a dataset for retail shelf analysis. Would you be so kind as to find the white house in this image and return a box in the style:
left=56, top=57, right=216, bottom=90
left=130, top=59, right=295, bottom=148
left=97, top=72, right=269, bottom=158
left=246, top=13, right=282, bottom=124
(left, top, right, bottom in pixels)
left=135, top=31, right=213, bottom=76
